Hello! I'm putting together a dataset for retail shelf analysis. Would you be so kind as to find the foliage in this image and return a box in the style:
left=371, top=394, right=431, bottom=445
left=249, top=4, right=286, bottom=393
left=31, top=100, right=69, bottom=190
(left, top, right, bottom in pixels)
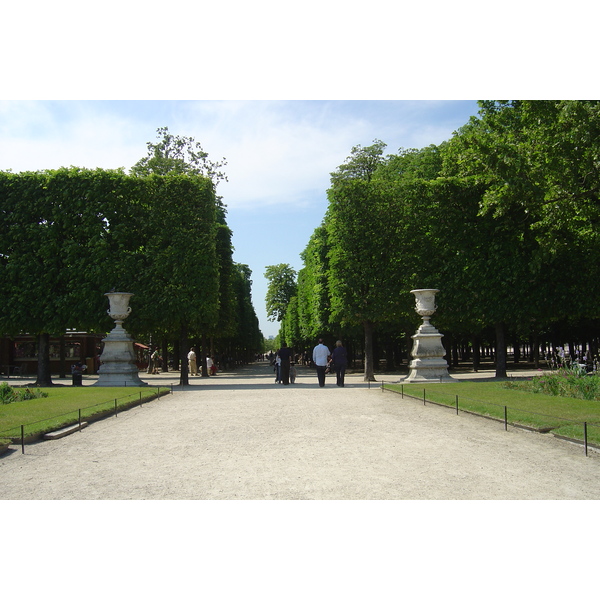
left=0, top=382, right=48, bottom=404
left=329, top=139, right=387, bottom=184
left=505, top=348, right=600, bottom=401
left=130, top=126, right=228, bottom=186
left=264, top=264, right=297, bottom=322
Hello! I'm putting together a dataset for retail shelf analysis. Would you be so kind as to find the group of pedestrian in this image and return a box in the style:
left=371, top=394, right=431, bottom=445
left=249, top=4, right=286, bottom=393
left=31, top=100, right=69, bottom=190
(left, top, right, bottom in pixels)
left=272, top=339, right=347, bottom=387
left=313, top=338, right=347, bottom=387
left=187, top=348, right=218, bottom=376
left=273, top=342, right=297, bottom=385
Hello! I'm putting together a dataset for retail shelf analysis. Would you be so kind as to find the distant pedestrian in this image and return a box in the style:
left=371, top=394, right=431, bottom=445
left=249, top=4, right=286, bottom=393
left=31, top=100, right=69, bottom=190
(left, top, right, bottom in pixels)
left=274, top=355, right=281, bottom=383
left=151, top=349, right=161, bottom=374
left=278, top=343, right=293, bottom=385
left=290, top=362, right=297, bottom=384
left=188, top=348, right=198, bottom=376
left=331, top=340, right=348, bottom=387
left=207, top=355, right=217, bottom=376
left=312, top=338, right=330, bottom=387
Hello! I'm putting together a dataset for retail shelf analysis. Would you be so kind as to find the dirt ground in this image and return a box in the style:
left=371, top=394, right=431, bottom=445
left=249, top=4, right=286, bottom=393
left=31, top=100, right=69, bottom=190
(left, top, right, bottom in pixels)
left=2, top=362, right=600, bottom=500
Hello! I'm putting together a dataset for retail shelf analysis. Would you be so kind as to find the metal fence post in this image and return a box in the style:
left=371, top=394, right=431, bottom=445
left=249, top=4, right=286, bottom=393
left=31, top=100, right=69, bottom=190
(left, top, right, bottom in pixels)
left=423, top=389, right=426, bottom=405
left=456, top=395, right=459, bottom=415
left=504, top=406, right=508, bottom=431
left=584, top=422, right=588, bottom=457
left=114, top=398, right=118, bottom=417
left=79, top=409, right=81, bottom=430
left=21, top=424, right=24, bottom=454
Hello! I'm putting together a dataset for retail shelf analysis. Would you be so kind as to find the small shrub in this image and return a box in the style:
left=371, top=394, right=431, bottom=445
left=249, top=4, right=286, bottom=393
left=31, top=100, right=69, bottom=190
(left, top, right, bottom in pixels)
left=505, top=368, right=600, bottom=401
left=0, top=382, right=48, bottom=404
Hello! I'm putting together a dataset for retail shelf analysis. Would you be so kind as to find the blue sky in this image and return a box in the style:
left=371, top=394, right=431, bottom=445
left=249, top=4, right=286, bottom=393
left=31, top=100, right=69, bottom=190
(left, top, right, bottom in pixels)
left=0, top=100, right=481, bottom=337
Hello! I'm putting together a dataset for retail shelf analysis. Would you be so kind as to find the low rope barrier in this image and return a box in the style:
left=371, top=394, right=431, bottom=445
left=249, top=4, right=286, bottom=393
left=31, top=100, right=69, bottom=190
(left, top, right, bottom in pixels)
left=379, top=382, right=597, bottom=457
left=1, top=386, right=169, bottom=454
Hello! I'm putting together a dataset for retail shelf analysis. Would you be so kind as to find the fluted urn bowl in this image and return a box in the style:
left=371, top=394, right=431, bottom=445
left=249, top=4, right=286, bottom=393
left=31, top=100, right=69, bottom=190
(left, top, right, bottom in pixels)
left=410, top=289, right=439, bottom=317
left=105, top=292, right=133, bottom=323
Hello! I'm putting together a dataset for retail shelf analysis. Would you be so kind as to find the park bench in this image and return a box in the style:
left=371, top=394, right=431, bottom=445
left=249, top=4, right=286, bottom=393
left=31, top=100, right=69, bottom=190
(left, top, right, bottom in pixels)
left=43, top=422, right=88, bottom=440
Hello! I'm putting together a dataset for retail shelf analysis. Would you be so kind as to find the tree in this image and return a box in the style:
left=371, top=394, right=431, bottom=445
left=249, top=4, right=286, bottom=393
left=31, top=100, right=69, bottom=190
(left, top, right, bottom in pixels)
left=330, top=139, right=387, bottom=184
left=130, top=126, right=228, bottom=186
left=441, top=100, right=600, bottom=373
left=0, top=168, right=140, bottom=385
left=326, top=140, right=401, bottom=381
left=130, top=128, right=231, bottom=384
left=297, top=224, right=332, bottom=342
left=264, top=264, right=297, bottom=322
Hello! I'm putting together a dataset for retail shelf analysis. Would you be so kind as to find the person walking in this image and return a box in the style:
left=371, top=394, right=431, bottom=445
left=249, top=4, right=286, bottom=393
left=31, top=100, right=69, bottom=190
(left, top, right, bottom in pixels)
left=274, top=355, right=281, bottom=383
left=151, top=348, right=161, bottom=374
left=312, top=338, right=330, bottom=387
left=331, top=340, right=348, bottom=387
left=278, top=343, right=293, bottom=385
left=188, top=348, right=198, bottom=376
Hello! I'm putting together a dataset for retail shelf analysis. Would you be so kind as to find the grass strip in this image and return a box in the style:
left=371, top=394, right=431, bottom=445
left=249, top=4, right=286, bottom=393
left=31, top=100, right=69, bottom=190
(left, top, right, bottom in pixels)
left=384, top=381, right=600, bottom=446
left=0, top=386, right=170, bottom=440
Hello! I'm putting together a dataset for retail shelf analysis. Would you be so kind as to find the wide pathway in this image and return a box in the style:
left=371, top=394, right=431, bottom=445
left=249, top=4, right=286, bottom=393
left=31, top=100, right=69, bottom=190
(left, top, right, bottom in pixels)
left=1, top=362, right=599, bottom=499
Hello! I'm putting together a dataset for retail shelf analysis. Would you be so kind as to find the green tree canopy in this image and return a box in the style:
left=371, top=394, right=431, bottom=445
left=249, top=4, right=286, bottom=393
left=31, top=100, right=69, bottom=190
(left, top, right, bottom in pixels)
left=264, top=264, right=298, bottom=322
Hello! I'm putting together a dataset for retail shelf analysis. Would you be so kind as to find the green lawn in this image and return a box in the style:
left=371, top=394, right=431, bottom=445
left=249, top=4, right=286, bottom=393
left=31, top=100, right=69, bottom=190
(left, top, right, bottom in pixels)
left=384, top=381, right=600, bottom=446
left=0, top=386, right=170, bottom=440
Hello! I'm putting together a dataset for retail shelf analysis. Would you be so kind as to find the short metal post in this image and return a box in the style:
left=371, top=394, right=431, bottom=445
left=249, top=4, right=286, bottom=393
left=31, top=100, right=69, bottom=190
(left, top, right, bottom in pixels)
left=21, top=424, right=25, bottom=454
left=584, top=422, right=588, bottom=457
left=381, top=381, right=384, bottom=392
left=139, top=391, right=142, bottom=406
left=504, top=406, right=508, bottom=431
left=114, top=398, right=118, bottom=417
left=455, top=395, right=459, bottom=415
left=401, top=385, right=404, bottom=398
left=423, top=389, right=426, bottom=405
left=79, top=409, right=81, bottom=430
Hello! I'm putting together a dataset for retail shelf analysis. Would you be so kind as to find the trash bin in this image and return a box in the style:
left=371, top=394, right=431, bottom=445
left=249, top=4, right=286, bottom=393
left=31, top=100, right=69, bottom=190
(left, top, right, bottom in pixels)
left=86, top=357, right=95, bottom=375
left=71, top=362, right=85, bottom=386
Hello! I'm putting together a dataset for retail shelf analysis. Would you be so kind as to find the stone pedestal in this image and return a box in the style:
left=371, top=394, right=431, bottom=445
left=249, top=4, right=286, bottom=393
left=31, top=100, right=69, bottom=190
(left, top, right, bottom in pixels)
left=94, top=292, right=147, bottom=387
left=404, top=289, right=454, bottom=383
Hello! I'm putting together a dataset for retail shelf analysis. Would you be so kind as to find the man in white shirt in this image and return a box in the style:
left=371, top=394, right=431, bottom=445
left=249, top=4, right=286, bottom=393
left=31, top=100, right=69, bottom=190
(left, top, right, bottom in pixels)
left=312, top=338, right=330, bottom=387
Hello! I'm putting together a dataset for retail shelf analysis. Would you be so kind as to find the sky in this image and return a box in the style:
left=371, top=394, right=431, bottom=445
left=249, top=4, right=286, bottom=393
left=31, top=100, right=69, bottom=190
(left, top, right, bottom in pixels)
left=0, top=99, right=482, bottom=337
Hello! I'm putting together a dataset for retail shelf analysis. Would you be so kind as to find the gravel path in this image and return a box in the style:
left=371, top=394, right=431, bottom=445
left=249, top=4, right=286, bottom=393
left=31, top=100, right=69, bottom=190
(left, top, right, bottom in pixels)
left=2, top=363, right=599, bottom=499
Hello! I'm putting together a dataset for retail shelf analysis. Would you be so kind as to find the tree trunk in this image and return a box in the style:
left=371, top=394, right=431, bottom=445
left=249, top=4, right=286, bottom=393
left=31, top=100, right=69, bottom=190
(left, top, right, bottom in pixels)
left=532, top=330, right=540, bottom=368
left=495, top=322, right=507, bottom=378
left=59, top=336, right=67, bottom=378
left=363, top=320, right=376, bottom=381
left=472, top=336, right=480, bottom=372
left=35, top=333, right=54, bottom=386
left=162, top=339, right=169, bottom=373
left=201, top=333, right=209, bottom=377
left=179, top=326, right=189, bottom=386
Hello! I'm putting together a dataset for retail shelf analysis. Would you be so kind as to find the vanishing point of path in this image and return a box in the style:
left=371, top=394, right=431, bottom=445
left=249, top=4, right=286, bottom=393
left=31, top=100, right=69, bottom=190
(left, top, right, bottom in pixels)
left=1, top=362, right=599, bottom=500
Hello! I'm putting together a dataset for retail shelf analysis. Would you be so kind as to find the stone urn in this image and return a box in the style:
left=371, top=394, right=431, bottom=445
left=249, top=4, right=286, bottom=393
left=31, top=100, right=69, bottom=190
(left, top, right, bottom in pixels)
left=106, top=292, right=133, bottom=330
left=94, top=292, right=147, bottom=387
left=404, top=289, right=454, bottom=383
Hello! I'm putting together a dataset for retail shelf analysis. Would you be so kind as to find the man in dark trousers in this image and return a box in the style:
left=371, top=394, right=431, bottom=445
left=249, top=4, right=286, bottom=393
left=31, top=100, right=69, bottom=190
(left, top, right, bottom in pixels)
left=312, top=338, right=330, bottom=387
left=278, top=343, right=293, bottom=385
